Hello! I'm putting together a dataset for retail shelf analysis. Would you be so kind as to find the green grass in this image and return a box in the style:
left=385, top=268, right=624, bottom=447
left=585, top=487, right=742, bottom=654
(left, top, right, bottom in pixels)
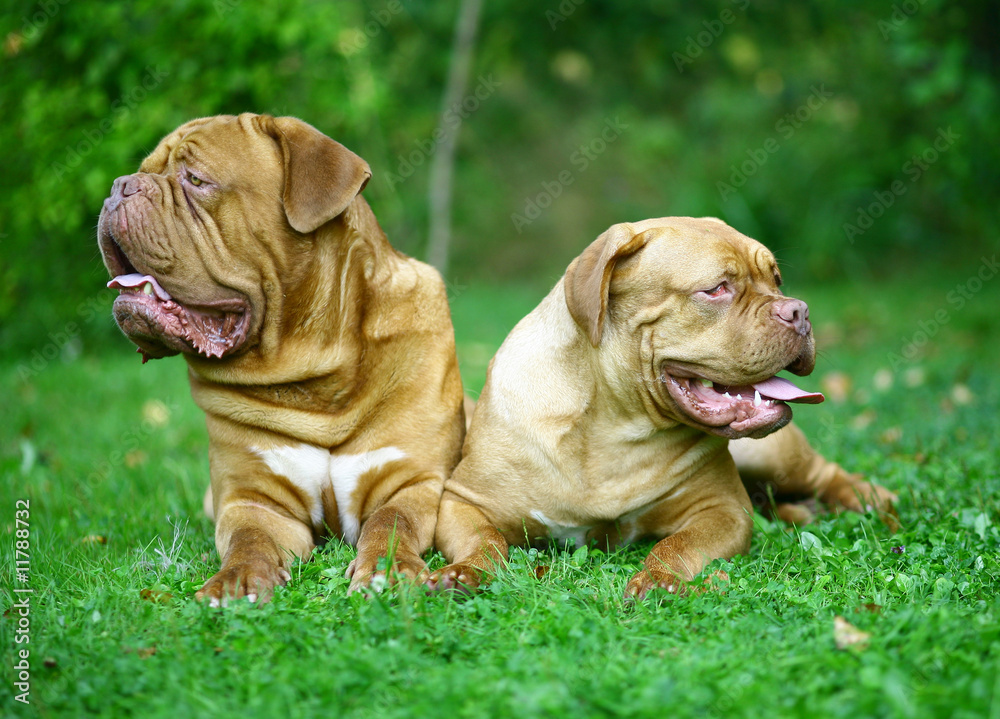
left=2, top=270, right=999, bottom=718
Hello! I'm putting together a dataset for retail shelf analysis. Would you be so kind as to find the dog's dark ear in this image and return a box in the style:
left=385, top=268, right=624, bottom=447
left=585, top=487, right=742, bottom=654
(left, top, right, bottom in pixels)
left=270, top=116, right=372, bottom=234
left=564, top=223, right=650, bottom=346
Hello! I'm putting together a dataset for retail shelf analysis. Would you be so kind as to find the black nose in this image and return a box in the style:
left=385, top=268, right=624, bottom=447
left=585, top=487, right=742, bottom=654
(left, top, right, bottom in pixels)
left=773, top=298, right=810, bottom=336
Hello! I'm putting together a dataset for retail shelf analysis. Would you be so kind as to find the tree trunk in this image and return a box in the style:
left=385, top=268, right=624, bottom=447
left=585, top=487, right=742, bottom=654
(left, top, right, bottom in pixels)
left=426, top=0, right=483, bottom=276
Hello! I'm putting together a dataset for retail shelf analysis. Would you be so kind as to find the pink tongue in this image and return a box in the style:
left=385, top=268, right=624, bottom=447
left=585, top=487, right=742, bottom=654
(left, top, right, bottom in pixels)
left=107, top=273, right=172, bottom=301
left=752, top=376, right=825, bottom=404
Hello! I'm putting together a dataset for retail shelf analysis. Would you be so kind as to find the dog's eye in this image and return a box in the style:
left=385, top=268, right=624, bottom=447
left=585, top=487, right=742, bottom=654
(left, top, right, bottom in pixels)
left=701, top=283, right=729, bottom=299
left=187, top=173, right=204, bottom=187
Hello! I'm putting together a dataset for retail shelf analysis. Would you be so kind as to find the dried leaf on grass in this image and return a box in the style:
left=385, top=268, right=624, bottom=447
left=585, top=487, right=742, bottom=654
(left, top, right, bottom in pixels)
left=834, top=615, right=871, bottom=651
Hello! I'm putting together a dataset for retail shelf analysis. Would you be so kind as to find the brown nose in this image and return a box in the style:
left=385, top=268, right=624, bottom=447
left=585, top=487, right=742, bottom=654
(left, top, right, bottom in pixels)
left=112, top=174, right=144, bottom=198
left=103, top=175, right=145, bottom=214
left=773, top=298, right=810, bottom=336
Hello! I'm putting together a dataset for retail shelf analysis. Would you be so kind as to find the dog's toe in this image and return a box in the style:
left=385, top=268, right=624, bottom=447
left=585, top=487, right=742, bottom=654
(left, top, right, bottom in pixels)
left=625, top=569, right=690, bottom=601
left=196, top=561, right=288, bottom=606
left=425, top=564, right=482, bottom=595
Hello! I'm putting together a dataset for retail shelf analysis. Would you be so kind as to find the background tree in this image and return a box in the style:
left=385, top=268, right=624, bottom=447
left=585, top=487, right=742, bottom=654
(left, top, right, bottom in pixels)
left=1, top=0, right=997, bottom=353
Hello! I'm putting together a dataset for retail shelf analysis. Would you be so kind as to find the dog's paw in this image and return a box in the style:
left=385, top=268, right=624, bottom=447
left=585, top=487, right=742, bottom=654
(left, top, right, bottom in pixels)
left=195, top=562, right=291, bottom=607
left=822, top=472, right=899, bottom=530
left=345, top=551, right=428, bottom=595
left=424, top=563, right=484, bottom=595
left=625, top=569, right=730, bottom=601
left=774, top=501, right=817, bottom=525
left=624, top=568, right=692, bottom=601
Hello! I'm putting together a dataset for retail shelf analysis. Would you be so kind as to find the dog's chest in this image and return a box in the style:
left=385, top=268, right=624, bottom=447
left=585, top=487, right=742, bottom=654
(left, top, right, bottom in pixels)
left=252, top=443, right=405, bottom=544
left=532, top=429, right=719, bottom=534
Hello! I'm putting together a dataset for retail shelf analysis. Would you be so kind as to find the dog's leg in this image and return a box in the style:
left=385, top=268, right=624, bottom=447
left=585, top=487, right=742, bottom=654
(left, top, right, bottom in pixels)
left=729, top=422, right=897, bottom=525
left=195, top=435, right=318, bottom=606
left=425, top=490, right=508, bottom=593
left=624, top=503, right=752, bottom=601
left=197, top=500, right=314, bottom=606
left=624, top=452, right=752, bottom=600
left=346, top=473, right=443, bottom=593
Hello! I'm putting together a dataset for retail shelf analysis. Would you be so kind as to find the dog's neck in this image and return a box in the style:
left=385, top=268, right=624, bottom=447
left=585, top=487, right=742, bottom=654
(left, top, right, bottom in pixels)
left=182, top=196, right=417, bottom=445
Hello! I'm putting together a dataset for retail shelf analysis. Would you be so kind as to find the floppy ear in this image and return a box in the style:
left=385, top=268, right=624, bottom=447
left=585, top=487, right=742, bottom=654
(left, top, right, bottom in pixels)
left=564, top=223, right=651, bottom=346
left=270, top=116, right=372, bottom=234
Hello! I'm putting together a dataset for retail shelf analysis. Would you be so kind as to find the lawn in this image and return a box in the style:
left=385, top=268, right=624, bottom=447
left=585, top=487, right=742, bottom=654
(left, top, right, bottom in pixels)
left=2, top=267, right=998, bottom=718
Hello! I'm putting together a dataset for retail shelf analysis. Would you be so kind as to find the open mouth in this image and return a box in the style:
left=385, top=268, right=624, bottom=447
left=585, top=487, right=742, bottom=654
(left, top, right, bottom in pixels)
left=98, top=194, right=251, bottom=363
left=663, top=373, right=824, bottom=439
left=107, top=272, right=250, bottom=363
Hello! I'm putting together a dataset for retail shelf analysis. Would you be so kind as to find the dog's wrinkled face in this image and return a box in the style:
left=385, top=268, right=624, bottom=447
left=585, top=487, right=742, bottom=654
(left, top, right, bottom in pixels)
left=565, top=217, right=823, bottom=439
left=97, top=113, right=370, bottom=362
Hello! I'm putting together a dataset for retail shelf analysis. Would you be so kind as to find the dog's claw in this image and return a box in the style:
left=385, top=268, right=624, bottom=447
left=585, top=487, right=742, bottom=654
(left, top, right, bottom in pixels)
left=625, top=569, right=730, bottom=601
left=345, top=553, right=429, bottom=594
left=195, top=560, right=288, bottom=607
left=625, top=570, right=691, bottom=601
left=425, top=564, right=482, bottom=595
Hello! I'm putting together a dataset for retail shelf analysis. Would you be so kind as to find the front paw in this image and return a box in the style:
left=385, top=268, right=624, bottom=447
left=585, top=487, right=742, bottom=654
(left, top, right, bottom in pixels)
left=345, top=551, right=428, bottom=594
left=424, top=563, right=484, bottom=595
left=625, top=568, right=691, bottom=601
left=625, top=568, right=730, bottom=601
left=195, top=561, right=291, bottom=607
left=823, top=472, right=899, bottom=529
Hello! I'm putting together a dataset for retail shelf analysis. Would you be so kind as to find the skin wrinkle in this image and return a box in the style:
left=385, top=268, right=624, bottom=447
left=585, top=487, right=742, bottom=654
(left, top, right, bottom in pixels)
left=355, top=468, right=431, bottom=525
left=221, top=485, right=308, bottom=524
left=179, top=171, right=202, bottom=219
left=220, top=500, right=297, bottom=523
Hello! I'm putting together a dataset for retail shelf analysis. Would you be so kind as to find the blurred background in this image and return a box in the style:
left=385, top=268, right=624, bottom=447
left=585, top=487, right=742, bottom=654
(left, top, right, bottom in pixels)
left=1, top=0, right=997, bottom=357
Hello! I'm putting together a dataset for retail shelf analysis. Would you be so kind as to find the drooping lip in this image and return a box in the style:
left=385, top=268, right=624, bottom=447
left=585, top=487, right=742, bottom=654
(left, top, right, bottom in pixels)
left=99, top=209, right=251, bottom=362
left=662, top=371, right=824, bottom=439
left=106, top=273, right=248, bottom=314
left=107, top=272, right=250, bottom=362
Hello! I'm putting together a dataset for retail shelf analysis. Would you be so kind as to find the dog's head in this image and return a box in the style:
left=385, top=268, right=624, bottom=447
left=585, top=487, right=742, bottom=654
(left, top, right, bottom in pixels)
left=97, top=113, right=371, bottom=363
left=564, top=217, right=823, bottom=439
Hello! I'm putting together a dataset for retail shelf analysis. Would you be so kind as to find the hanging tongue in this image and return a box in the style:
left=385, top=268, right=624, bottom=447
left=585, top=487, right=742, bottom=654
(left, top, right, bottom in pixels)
left=107, top=273, right=172, bottom=301
left=752, top=376, right=824, bottom=404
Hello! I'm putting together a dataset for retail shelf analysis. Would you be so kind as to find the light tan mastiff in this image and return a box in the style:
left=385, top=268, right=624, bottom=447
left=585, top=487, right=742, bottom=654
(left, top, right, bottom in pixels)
left=428, top=217, right=896, bottom=599
left=97, top=114, right=465, bottom=604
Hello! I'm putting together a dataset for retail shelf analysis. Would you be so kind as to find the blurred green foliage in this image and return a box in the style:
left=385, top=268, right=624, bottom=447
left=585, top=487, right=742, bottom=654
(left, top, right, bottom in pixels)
left=1, top=0, right=997, bottom=353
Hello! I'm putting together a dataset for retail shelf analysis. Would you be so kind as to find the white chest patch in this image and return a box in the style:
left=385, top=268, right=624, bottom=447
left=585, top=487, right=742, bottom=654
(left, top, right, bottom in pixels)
left=253, top=444, right=406, bottom=545
left=329, top=446, right=406, bottom=544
